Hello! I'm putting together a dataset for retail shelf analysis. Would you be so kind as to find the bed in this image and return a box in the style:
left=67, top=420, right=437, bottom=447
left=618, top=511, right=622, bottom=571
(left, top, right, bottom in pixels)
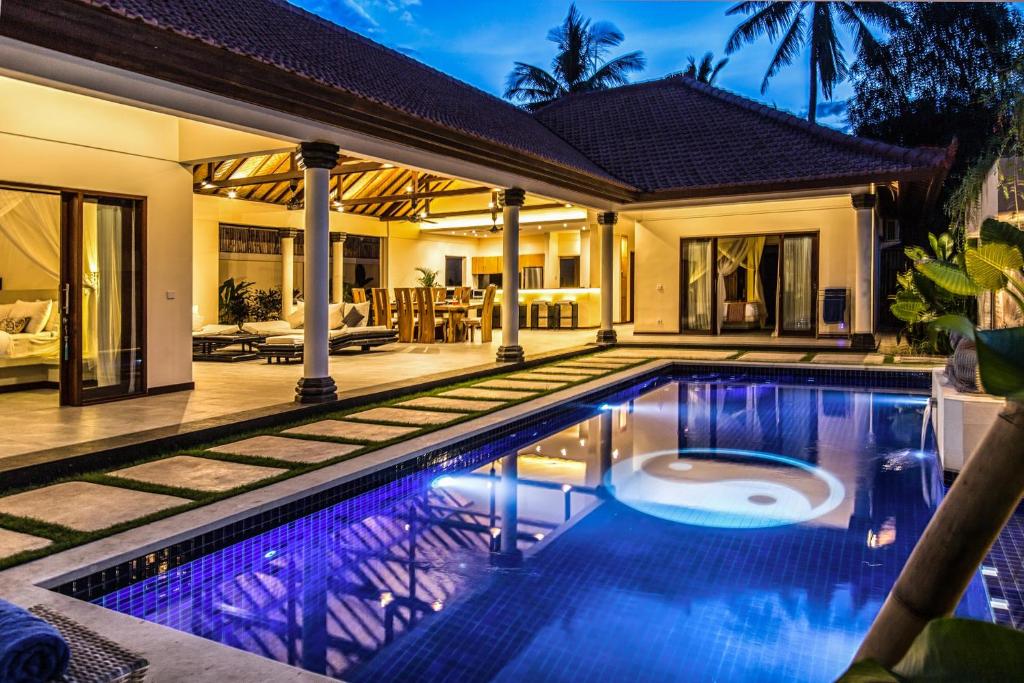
left=0, top=289, right=61, bottom=389
left=720, top=301, right=765, bottom=331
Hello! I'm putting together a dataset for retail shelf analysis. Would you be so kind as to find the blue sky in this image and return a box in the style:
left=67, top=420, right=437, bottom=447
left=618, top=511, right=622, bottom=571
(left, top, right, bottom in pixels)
left=293, top=1, right=857, bottom=129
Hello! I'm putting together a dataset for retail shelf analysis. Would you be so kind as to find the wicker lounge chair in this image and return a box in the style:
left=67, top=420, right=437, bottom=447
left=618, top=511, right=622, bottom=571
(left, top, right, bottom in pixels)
left=29, top=605, right=149, bottom=682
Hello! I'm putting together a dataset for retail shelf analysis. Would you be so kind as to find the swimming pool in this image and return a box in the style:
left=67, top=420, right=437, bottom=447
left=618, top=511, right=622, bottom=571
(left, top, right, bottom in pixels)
left=71, top=371, right=991, bottom=682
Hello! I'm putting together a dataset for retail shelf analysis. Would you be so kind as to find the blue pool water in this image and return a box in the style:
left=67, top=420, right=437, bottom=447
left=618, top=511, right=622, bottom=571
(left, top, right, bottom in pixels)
left=91, top=374, right=991, bottom=682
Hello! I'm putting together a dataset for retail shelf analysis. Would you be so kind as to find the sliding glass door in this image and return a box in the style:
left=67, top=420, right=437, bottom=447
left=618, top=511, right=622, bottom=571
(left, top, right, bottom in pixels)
left=60, top=193, right=145, bottom=405
left=779, top=234, right=817, bottom=335
left=681, top=238, right=714, bottom=333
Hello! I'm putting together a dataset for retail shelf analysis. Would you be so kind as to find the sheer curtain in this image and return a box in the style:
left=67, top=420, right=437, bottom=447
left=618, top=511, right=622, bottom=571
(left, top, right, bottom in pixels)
left=0, top=189, right=60, bottom=285
left=782, top=236, right=813, bottom=332
left=685, top=241, right=712, bottom=331
left=94, top=203, right=129, bottom=388
left=716, top=237, right=766, bottom=332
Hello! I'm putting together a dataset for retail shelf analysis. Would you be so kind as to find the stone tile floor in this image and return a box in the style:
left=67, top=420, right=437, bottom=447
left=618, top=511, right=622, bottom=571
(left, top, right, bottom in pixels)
left=283, top=420, right=420, bottom=442
left=207, top=435, right=360, bottom=464
left=109, top=456, right=287, bottom=493
left=0, top=482, right=188, bottom=533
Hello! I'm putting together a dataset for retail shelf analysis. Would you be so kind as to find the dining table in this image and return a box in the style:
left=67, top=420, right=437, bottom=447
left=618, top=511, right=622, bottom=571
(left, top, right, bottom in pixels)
left=434, top=301, right=483, bottom=342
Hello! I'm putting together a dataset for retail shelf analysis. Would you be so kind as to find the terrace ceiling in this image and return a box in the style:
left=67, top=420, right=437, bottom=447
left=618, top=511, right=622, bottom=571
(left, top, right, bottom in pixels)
left=191, top=150, right=494, bottom=222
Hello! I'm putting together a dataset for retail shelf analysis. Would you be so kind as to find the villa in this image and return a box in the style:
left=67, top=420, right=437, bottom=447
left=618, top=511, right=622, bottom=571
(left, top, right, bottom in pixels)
left=0, top=2, right=1018, bottom=682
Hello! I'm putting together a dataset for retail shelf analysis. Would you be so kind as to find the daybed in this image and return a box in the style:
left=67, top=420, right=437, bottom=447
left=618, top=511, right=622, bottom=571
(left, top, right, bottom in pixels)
left=255, top=326, right=399, bottom=363
left=191, top=324, right=262, bottom=362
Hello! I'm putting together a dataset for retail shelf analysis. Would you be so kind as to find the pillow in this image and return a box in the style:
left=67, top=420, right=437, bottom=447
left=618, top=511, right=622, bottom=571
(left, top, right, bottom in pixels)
left=344, top=302, right=370, bottom=328
left=342, top=305, right=365, bottom=328
left=0, top=303, right=12, bottom=320
left=285, top=301, right=304, bottom=329
left=44, top=300, right=59, bottom=332
left=328, top=303, right=344, bottom=330
left=191, top=304, right=203, bottom=332
left=11, top=299, right=52, bottom=334
left=241, top=320, right=293, bottom=335
left=0, top=317, right=29, bottom=334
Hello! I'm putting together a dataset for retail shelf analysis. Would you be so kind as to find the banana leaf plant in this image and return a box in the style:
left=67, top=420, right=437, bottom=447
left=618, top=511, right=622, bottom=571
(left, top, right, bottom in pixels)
left=840, top=618, right=1024, bottom=681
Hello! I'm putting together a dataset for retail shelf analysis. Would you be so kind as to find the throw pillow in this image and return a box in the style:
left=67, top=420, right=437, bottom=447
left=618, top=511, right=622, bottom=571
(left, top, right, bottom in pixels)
left=0, top=317, right=30, bottom=334
left=343, top=301, right=370, bottom=327
left=44, top=300, right=59, bottom=332
left=285, top=301, right=304, bottom=329
left=11, top=299, right=52, bottom=334
left=328, top=302, right=344, bottom=330
left=342, top=306, right=365, bottom=328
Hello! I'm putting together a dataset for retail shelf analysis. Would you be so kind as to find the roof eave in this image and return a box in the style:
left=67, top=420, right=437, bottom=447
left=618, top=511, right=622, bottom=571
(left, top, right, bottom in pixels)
left=1, top=0, right=635, bottom=204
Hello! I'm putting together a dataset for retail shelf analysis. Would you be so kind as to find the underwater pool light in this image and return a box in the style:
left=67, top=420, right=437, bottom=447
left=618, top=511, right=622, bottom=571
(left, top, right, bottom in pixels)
left=431, top=475, right=455, bottom=489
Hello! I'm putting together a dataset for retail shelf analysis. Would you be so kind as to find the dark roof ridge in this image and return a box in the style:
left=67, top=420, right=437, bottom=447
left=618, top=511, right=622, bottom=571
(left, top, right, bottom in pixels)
left=665, top=75, right=953, bottom=169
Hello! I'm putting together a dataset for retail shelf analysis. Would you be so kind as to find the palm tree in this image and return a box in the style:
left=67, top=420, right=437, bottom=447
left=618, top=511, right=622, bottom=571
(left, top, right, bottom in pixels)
left=504, top=3, right=645, bottom=111
left=725, top=1, right=906, bottom=123
left=683, top=52, right=728, bottom=85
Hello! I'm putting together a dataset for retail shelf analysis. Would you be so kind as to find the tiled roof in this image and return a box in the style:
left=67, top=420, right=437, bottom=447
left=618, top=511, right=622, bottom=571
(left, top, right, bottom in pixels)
left=75, top=0, right=628, bottom=187
left=533, top=76, right=953, bottom=196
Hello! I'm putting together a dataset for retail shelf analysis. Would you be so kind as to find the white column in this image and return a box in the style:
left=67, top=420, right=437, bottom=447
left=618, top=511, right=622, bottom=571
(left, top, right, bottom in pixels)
left=497, top=188, right=525, bottom=362
left=279, top=230, right=297, bottom=316
left=597, top=211, right=617, bottom=343
left=579, top=228, right=592, bottom=287
left=296, top=141, right=339, bottom=403
left=852, top=193, right=877, bottom=350
left=330, top=232, right=345, bottom=304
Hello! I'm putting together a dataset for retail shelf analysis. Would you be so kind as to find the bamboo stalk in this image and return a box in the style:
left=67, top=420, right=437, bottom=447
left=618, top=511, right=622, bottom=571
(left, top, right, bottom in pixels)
left=855, top=400, right=1024, bottom=666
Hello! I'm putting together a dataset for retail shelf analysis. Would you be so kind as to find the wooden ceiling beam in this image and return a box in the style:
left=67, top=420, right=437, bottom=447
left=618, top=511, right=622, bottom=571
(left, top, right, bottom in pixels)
left=341, top=185, right=489, bottom=208
left=390, top=201, right=566, bottom=221
left=193, top=160, right=389, bottom=190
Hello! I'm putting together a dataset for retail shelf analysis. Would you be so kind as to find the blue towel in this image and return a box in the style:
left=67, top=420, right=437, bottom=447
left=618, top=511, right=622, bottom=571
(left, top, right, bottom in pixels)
left=0, top=600, right=69, bottom=682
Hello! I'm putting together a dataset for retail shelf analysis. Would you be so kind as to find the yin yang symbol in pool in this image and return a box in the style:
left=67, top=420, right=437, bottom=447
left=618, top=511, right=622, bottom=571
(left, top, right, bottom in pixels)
left=608, top=448, right=847, bottom=529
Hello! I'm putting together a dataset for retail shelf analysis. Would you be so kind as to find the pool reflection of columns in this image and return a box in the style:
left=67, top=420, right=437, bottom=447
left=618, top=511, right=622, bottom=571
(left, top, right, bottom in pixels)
left=494, top=452, right=522, bottom=566
left=597, top=410, right=615, bottom=498
left=597, top=210, right=617, bottom=344
left=330, top=232, right=346, bottom=304
left=301, top=537, right=329, bottom=674
left=497, top=188, right=525, bottom=363
left=296, top=141, right=339, bottom=404
left=852, top=192, right=877, bottom=350
left=279, top=229, right=298, bottom=317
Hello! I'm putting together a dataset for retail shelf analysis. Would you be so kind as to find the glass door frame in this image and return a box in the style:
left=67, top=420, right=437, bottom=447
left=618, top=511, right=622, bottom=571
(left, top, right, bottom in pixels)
left=59, top=189, right=147, bottom=406
left=679, top=232, right=819, bottom=337
left=777, top=231, right=820, bottom=338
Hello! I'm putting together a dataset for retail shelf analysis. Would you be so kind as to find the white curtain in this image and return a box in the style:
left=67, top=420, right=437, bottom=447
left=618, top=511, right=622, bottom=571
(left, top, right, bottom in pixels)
left=685, top=241, right=712, bottom=331
left=782, top=236, right=813, bottom=332
left=0, top=189, right=60, bottom=285
left=94, top=204, right=130, bottom=388
left=716, top=237, right=766, bottom=332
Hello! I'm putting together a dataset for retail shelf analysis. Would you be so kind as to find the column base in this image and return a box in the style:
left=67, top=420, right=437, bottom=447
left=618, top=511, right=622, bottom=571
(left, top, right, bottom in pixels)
left=850, top=333, right=877, bottom=351
left=596, top=329, right=617, bottom=344
left=496, top=345, right=525, bottom=363
left=295, top=376, right=338, bottom=404
left=490, top=549, right=523, bottom=567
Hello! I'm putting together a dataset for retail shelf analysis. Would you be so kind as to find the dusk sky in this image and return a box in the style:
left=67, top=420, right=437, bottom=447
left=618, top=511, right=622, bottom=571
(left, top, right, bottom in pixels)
left=293, top=0, right=858, bottom=130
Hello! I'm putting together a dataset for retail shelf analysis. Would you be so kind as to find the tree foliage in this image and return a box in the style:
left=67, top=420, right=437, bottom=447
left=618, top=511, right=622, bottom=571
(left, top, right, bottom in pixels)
left=504, top=3, right=645, bottom=111
left=683, top=52, right=728, bottom=85
left=726, top=1, right=906, bottom=123
left=848, top=3, right=1024, bottom=185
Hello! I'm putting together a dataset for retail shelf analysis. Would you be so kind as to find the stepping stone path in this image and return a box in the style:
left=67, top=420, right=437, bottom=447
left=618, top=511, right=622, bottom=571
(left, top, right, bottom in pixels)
left=738, top=351, right=807, bottom=363
left=285, top=420, right=419, bottom=442
left=397, top=397, right=505, bottom=412
left=209, top=435, right=359, bottom=464
left=0, top=482, right=188, bottom=532
left=559, top=360, right=633, bottom=369
left=600, top=349, right=737, bottom=360
left=440, top=388, right=536, bottom=401
left=508, top=372, right=585, bottom=383
left=347, top=406, right=466, bottom=426
left=110, top=455, right=286, bottom=493
left=475, top=379, right=566, bottom=391
left=810, top=353, right=886, bottom=365
left=546, top=366, right=606, bottom=376
left=0, top=528, right=51, bottom=560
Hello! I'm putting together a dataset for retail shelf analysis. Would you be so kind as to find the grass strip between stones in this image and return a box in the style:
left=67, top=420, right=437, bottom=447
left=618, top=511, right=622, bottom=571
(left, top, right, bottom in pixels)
left=0, top=352, right=650, bottom=570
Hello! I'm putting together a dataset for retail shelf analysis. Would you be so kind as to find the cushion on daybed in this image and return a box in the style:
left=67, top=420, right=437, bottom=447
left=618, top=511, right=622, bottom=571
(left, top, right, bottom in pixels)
left=193, top=324, right=241, bottom=337
left=241, top=320, right=293, bottom=335
left=286, top=302, right=304, bottom=328
left=342, top=305, right=364, bottom=328
left=263, top=326, right=393, bottom=346
left=344, top=302, right=370, bottom=328
left=0, top=317, right=29, bottom=334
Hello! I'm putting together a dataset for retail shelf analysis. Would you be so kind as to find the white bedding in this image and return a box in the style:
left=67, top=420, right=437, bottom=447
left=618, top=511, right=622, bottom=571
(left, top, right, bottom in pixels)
left=0, top=330, right=59, bottom=361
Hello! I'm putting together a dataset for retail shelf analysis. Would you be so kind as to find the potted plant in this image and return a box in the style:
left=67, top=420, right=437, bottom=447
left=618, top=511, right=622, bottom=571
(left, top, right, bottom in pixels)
left=415, top=266, right=439, bottom=288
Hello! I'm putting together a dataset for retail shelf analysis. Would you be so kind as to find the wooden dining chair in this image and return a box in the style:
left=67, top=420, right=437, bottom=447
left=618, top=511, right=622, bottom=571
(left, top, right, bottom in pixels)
left=351, top=288, right=367, bottom=304
left=466, top=284, right=496, bottom=343
left=414, top=287, right=446, bottom=343
left=455, top=286, right=471, bottom=304
left=394, top=288, right=415, bottom=343
left=371, top=288, right=392, bottom=329
left=432, top=287, right=447, bottom=303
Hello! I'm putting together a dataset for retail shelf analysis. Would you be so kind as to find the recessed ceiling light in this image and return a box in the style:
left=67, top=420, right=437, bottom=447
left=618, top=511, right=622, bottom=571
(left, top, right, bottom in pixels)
left=227, top=189, right=237, bottom=199
left=564, top=202, right=573, bottom=208
left=382, top=163, right=394, bottom=168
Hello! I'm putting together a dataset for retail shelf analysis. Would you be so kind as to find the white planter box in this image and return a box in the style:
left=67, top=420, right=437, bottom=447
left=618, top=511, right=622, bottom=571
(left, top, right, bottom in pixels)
left=931, top=368, right=1005, bottom=471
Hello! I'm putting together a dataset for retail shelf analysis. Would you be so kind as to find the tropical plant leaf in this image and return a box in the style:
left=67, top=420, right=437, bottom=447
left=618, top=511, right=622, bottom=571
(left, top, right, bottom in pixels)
left=931, top=314, right=976, bottom=341
left=890, top=299, right=930, bottom=323
left=927, top=232, right=940, bottom=259
left=964, top=242, right=1023, bottom=291
left=905, top=245, right=929, bottom=262
left=836, top=659, right=902, bottom=682
left=915, top=260, right=982, bottom=295
left=980, top=217, right=1024, bottom=253
left=975, top=326, right=1024, bottom=397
